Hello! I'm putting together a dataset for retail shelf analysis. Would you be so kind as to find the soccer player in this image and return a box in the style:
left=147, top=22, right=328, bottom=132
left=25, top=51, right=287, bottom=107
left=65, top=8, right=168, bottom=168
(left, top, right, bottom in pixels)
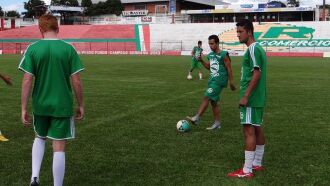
left=187, top=41, right=203, bottom=80
left=0, top=73, right=12, bottom=142
left=187, top=35, right=236, bottom=130
left=19, top=15, right=84, bottom=186
left=227, top=19, right=267, bottom=178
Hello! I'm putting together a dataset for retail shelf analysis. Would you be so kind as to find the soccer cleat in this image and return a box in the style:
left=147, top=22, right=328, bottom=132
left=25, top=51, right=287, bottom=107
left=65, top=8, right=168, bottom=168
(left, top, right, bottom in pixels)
left=187, top=75, right=193, bottom=80
left=186, top=116, right=200, bottom=125
left=30, top=177, right=39, bottom=186
left=206, top=123, right=221, bottom=130
left=227, top=168, right=253, bottom=178
left=252, top=165, right=264, bottom=172
left=0, top=135, right=9, bottom=142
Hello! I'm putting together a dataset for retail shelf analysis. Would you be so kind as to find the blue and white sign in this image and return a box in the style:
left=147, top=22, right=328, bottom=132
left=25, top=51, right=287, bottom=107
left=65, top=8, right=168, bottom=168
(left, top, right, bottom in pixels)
left=169, top=0, right=176, bottom=14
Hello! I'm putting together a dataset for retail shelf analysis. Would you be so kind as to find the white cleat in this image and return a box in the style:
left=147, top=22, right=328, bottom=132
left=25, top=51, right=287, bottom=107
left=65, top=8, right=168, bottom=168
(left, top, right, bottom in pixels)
left=206, top=123, right=221, bottom=130
left=186, top=116, right=200, bottom=125
left=187, top=75, right=193, bottom=80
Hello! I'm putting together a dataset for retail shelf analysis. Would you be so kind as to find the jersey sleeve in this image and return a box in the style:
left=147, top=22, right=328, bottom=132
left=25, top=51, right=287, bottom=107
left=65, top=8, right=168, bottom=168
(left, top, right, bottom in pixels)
left=18, top=46, right=35, bottom=75
left=249, top=44, right=264, bottom=70
left=225, top=51, right=231, bottom=62
left=70, top=46, right=84, bottom=75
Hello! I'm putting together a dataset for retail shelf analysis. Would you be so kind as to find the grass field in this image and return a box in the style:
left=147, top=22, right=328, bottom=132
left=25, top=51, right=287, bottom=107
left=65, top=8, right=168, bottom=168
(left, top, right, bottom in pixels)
left=0, top=54, right=329, bottom=185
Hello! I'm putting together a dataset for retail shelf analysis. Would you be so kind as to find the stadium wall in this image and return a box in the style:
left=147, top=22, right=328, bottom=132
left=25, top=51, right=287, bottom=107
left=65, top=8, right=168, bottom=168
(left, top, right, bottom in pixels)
left=149, top=21, right=330, bottom=57
left=0, top=21, right=330, bottom=57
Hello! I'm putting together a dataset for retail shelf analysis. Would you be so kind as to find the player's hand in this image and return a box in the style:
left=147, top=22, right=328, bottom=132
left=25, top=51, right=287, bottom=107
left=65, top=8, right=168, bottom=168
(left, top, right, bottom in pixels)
left=21, top=110, right=31, bottom=126
left=239, top=96, right=248, bottom=108
left=230, top=83, right=236, bottom=91
left=3, top=76, right=12, bottom=86
left=75, top=106, right=84, bottom=121
left=197, top=55, right=202, bottom=62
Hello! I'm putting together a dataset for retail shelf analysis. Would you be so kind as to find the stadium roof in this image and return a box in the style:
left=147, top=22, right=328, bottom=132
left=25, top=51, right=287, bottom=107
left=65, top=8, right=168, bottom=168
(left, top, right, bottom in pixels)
left=121, top=0, right=228, bottom=6
left=185, top=0, right=229, bottom=6
left=86, top=0, right=229, bottom=6
left=121, top=0, right=169, bottom=3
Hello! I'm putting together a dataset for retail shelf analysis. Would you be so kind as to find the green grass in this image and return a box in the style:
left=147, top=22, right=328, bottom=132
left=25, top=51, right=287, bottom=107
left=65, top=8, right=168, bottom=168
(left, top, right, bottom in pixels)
left=0, top=55, right=329, bottom=185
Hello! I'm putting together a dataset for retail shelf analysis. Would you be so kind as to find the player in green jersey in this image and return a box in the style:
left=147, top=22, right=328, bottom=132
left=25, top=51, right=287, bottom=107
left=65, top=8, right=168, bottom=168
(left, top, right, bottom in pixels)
left=187, top=35, right=236, bottom=130
left=19, top=15, right=84, bottom=186
left=187, top=41, right=203, bottom=80
left=0, top=73, right=12, bottom=142
left=228, top=19, right=267, bottom=178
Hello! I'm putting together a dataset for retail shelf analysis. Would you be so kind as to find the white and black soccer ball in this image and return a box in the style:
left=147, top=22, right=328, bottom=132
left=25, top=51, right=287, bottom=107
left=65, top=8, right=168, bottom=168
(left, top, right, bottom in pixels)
left=176, top=120, right=190, bottom=132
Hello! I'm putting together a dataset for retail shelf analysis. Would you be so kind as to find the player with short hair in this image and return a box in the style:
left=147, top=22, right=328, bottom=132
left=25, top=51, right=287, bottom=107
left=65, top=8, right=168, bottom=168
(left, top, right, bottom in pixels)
left=0, top=73, right=12, bottom=142
left=187, top=35, right=236, bottom=130
left=228, top=19, right=267, bottom=178
left=187, top=41, right=203, bottom=80
left=19, top=14, right=84, bottom=186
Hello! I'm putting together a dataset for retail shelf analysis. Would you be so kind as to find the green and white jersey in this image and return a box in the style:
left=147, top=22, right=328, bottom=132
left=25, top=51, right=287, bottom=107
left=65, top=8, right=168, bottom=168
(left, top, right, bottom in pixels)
left=192, top=46, right=203, bottom=60
left=207, top=50, right=229, bottom=87
left=18, top=39, right=84, bottom=117
left=240, top=42, right=267, bottom=107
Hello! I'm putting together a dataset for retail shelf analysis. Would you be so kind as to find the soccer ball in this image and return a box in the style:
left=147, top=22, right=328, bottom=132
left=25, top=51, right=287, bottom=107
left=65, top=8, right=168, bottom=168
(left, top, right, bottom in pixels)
left=176, top=120, right=190, bottom=132
left=187, top=75, right=192, bottom=80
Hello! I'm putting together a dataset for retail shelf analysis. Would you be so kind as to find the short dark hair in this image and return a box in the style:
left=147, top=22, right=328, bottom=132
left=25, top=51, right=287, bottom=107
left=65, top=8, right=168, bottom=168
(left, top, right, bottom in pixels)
left=198, top=40, right=202, bottom=44
left=236, top=19, right=254, bottom=34
left=208, top=35, right=219, bottom=44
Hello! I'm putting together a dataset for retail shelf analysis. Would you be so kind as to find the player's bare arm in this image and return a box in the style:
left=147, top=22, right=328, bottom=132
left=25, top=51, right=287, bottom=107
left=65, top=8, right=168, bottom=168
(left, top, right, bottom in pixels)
left=223, top=55, right=236, bottom=91
left=0, top=73, right=12, bottom=86
left=191, top=48, right=195, bottom=57
left=71, top=73, right=84, bottom=120
left=239, top=68, right=260, bottom=107
left=21, top=73, right=33, bottom=126
left=199, top=57, right=210, bottom=70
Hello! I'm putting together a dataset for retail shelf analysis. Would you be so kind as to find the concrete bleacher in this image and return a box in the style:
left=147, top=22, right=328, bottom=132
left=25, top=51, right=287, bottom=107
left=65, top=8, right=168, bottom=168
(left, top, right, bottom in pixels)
left=0, top=22, right=329, bottom=56
left=0, top=25, right=142, bottom=54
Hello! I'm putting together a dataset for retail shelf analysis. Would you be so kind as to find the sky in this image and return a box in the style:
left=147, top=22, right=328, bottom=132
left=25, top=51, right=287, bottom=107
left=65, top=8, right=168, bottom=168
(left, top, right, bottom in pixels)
left=0, top=0, right=51, bottom=13
left=0, top=0, right=329, bottom=13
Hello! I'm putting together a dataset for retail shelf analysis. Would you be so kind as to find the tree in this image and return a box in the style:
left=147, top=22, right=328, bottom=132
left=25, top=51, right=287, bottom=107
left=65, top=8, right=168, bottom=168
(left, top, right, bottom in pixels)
left=287, top=0, right=299, bottom=7
left=66, top=0, right=79, bottom=7
left=85, top=0, right=123, bottom=16
left=107, top=0, right=123, bottom=16
left=24, top=0, right=46, bottom=18
left=81, top=0, right=92, bottom=7
left=51, top=0, right=79, bottom=7
left=0, top=6, right=4, bottom=17
left=51, top=0, right=60, bottom=5
left=6, top=10, right=21, bottom=18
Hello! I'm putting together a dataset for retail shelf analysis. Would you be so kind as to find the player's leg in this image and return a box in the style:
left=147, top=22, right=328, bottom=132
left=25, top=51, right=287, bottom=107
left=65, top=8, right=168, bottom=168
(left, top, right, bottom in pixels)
left=205, top=85, right=222, bottom=130
left=253, top=126, right=265, bottom=171
left=31, top=115, right=50, bottom=185
left=197, top=62, right=203, bottom=80
left=198, top=70, right=203, bottom=80
left=48, top=116, right=74, bottom=186
left=187, top=97, right=209, bottom=125
left=206, top=100, right=221, bottom=130
left=228, top=107, right=255, bottom=178
left=252, top=108, right=265, bottom=171
left=243, top=124, right=256, bottom=173
left=187, top=59, right=196, bottom=79
left=52, top=140, right=66, bottom=186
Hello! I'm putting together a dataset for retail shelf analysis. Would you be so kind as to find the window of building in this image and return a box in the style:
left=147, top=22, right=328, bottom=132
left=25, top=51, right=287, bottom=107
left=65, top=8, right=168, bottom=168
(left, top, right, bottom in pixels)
left=134, top=4, right=146, bottom=10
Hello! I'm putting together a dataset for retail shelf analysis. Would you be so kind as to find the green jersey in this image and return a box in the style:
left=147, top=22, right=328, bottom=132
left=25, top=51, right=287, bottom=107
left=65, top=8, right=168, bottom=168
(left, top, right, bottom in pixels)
left=240, top=42, right=267, bottom=107
left=18, top=39, right=84, bottom=117
left=192, top=46, right=203, bottom=60
left=207, top=50, right=229, bottom=87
